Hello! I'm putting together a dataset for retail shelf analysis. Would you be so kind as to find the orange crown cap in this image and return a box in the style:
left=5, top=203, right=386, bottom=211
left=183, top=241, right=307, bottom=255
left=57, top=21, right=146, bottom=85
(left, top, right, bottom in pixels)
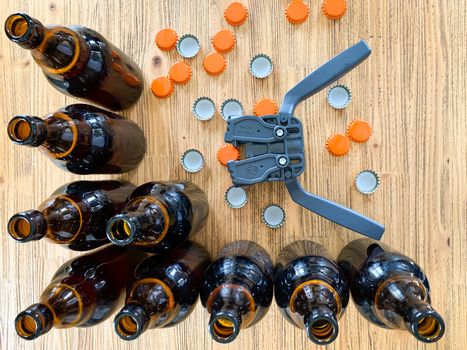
left=326, top=133, right=350, bottom=156
left=151, top=76, right=174, bottom=98
left=225, top=2, right=248, bottom=26
left=155, top=28, right=178, bottom=51
left=285, top=1, right=310, bottom=24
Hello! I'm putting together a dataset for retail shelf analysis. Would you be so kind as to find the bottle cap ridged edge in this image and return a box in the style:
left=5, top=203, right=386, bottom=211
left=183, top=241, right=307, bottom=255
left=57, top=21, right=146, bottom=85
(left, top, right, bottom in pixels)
left=180, top=149, right=205, bottom=173
left=249, top=54, right=274, bottom=79
left=355, top=169, right=381, bottom=194
left=192, top=96, right=216, bottom=121
left=261, top=204, right=286, bottom=229
left=327, top=84, right=352, bottom=109
left=224, top=186, right=248, bottom=209
left=220, top=98, right=244, bottom=121
left=176, top=34, right=201, bottom=58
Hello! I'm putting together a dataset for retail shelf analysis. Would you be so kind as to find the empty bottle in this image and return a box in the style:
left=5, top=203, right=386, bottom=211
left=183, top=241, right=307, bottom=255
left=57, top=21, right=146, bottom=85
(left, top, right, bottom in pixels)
left=200, top=240, right=274, bottom=343
left=337, top=239, right=445, bottom=343
left=106, top=181, right=209, bottom=253
left=8, top=180, right=135, bottom=251
left=114, top=241, right=212, bottom=340
left=274, top=240, right=349, bottom=345
left=7, top=104, right=146, bottom=174
left=5, top=13, right=143, bottom=110
left=14, top=245, right=146, bottom=340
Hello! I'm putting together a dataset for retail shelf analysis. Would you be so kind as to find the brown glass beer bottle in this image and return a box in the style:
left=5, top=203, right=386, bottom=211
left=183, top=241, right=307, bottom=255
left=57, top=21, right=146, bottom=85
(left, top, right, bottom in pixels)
left=337, top=239, right=445, bottom=343
left=106, top=182, right=209, bottom=253
left=7, top=104, right=146, bottom=174
left=200, top=240, right=274, bottom=343
left=8, top=180, right=135, bottom=251
left=114, top=241, right=212, bottom=340
left=14, top=245, right=146, bottom=340
left=274, top=240, right=349, bottom=345
left=5, top=13, right=143, bottom=110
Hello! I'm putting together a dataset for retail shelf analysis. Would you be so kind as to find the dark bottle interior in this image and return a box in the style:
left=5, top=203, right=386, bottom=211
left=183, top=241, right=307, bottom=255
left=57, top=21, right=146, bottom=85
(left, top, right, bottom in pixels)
left=114, top=241, right=212, bottom=340
left=337, top=239, right=445, bottom=343
left=106, top=182, right=209, bottom=253
left=15, top=246, right=146, bottom=340
left=7, top=104, right=146, bottom=174
left=274, top=240, right=349, bottom=345
left=4, top=13, right=143, bottom=110
left=200, top=240, right=274, bottom=344
left=8, top=180, right=135, bottom=251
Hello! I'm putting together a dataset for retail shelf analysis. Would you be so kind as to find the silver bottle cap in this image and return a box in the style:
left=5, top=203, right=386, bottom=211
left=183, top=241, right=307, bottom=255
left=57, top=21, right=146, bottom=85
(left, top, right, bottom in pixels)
left=193, top=97, right=216, bottom=121
left=180, top=149, right=204, bottom=173
left=327, top=84, right=352, bottom=109
left=355, top=169, right=380, bottom=194
left=224, top=186, right=248, bottom=209
left=262, top=204, right=285, bottom=228
left=249, top=54, right=274, bottom=79
left=177, top=34, right=201, bottom=58
left=220, top=99, right=244, bottom=121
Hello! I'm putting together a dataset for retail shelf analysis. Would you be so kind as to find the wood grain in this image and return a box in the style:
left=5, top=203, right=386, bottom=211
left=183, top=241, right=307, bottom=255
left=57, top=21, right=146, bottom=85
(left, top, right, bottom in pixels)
left=0, top=0, right=465, bottom=349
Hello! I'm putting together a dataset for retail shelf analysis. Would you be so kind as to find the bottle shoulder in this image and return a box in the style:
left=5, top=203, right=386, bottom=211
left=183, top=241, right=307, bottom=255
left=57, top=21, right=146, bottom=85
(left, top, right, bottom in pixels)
left=274, top=256, right=349, bottom=308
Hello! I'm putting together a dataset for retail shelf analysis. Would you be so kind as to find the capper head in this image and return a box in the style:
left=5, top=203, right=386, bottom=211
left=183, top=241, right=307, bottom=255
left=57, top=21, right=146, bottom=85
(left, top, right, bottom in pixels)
left=223, top=40, right=385, bottom=240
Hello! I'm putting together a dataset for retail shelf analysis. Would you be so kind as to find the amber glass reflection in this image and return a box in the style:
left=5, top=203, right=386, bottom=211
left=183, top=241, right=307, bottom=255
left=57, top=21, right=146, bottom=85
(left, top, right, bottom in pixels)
left=274, top=240, right=349, bottom=345
left=4, top=13, right=143, bottom=110
left=106, top=182, right=209, bottom=253
left=14, top=246, right=146, bottom=340
left=114, top=241, right=211, bottom=340
left=8, top=180, right=135, bottom=251
left=337, top=239, right=445, bottom=343
left=200, top=241, right=274, bottom=343
left=7, top=104, right=146, bottom=174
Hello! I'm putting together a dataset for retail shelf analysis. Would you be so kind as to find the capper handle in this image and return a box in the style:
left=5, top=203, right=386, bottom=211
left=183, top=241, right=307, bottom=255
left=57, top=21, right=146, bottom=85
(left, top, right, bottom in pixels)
left=280, top=40, right=371, bottom=114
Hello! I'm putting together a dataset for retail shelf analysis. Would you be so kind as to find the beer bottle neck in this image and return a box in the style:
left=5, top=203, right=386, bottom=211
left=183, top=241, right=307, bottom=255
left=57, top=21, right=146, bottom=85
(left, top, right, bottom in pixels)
left=114, top=279, right=175, bottom=340
left=304, top=305, right=339, bottom=345
left=376, top=276, right=445, bottom=343
left=7, top=116, right=47, bottom=147
left=289, top=281, right=340, bottom=345
left=106, top=203, right=168, bottom=246
left=207, top=284, right=255, bottom=343
left=114, top=303, right=151, bottom=341
left=5, top=13, right=44, bottom=49
left=8, top=210, right=47, bottom=242
left=15, top=303, right=54, bottom=340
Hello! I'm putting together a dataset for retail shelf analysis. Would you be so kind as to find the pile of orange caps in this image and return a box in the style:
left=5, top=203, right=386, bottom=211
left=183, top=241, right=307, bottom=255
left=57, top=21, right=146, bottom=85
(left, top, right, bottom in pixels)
left=285, top=0, right=347, bottom=24
left=151, top=28, right=193, bottom=98
left=326, top=119, right=373, bottom=156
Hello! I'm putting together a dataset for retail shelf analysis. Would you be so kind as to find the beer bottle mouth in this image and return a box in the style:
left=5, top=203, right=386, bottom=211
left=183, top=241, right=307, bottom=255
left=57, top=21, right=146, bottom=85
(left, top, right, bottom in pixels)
left=115, top=315, right=140, bottom=339
left=8, top=211, right=47, bottom=242
left=410, top=312, right=445, bottom=343
left=15, top=314, right=39, bottom=339
left=114, top=303, right=150, bottom=341
left=5, top=14, right=31, bottom=40
left=8, top=116, right=33, bottom=143
left=208, top=312, right=240, bottom=344
left=307, top=318, right=338, bottom=344
left=106, top=215, right=137, bottom=245
left=8, top=215, right=32, bottom=240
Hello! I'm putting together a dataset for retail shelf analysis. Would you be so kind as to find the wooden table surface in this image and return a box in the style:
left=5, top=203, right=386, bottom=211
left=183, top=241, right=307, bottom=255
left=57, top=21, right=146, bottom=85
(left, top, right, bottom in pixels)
left=0, top=0, right=465, bottom=349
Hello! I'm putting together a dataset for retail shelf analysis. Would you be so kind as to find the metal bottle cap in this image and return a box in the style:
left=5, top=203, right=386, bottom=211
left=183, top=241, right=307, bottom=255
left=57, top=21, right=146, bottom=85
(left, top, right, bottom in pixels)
left=250, top=54, right=274, bottom=79
left=220, top=99, right=244, bottom=120
left=177, top=34, right=201, bottom=58
left=327, top=84, right=352, bottom=109
left=262, top=204, right=286, bottom=228
left=180, top=149, right=205, bottom=173
left=355, top=170, right=380, bottom=194
left=193, top=97, right=216, bottom=121
left=225, top=186, right=248, bottom=209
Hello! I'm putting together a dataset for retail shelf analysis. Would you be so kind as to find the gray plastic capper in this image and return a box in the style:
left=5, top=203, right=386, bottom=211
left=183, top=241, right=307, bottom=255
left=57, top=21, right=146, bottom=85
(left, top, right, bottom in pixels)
left=223, top=40, right=385, bottom=240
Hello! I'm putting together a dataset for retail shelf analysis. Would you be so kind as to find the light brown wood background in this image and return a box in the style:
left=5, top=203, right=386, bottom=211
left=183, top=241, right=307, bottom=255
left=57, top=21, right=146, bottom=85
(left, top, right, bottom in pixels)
left=0, top=0, right=465, bottom=349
